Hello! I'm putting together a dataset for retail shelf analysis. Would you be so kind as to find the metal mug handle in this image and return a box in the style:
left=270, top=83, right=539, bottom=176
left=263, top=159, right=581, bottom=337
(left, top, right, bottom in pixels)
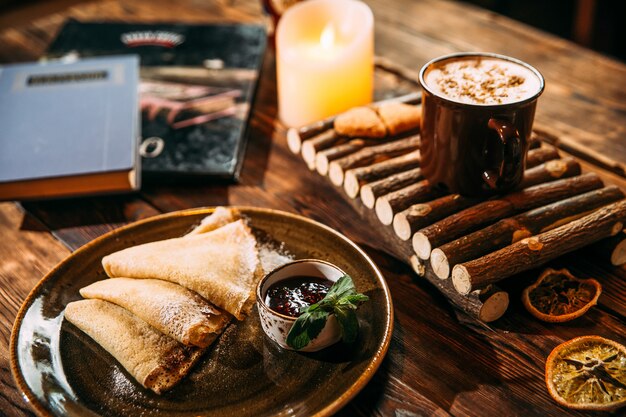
left=482, top=118, right=522, bottom=190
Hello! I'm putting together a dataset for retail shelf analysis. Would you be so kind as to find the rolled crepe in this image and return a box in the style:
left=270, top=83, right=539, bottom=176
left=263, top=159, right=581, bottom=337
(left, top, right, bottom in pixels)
left=102, top=220, right=261, bottom=320
left=80, top=278, right=230, bottom=347
left=186, top=206, right=240, bottom=236
left=64, top=299, right=208, bottom=394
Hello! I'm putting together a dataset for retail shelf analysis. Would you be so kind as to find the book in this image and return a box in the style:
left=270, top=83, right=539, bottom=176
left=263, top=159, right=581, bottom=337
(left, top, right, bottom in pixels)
left=0, top=55, right=140, bottom=201
left=47, top=20, right=267, bottom=182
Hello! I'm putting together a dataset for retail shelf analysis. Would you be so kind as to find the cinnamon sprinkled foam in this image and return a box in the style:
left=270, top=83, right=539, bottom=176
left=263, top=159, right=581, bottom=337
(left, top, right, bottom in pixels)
left=424, top=57, right=541, bottom=105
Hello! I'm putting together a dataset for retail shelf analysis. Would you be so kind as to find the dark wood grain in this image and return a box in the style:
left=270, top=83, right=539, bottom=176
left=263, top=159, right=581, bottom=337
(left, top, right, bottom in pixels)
left=0, top=203, right=69, bottom=417
left=1, top=1, right=626, bottom=417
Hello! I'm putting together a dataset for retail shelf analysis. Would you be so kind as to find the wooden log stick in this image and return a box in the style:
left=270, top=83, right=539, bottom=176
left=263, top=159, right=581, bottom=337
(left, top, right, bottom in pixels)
left=328, top=136, right=420, bottom=186
left=393, top=159, right=580, bottom=242
left=508, top=172, right=604, bottom=211
left=412, top=173, right=604, bottom=259
left=287, top=92, right=422, bottom=154
left=375, top=180, right=446, bottom=225
left=452, top=199, right=626, bottom=295
left=409, top=255, right=426, bottom=277
left=343, top=151, right=421, bottom=198
left=315, top=139, right=368, bottom=176
left=431, top=186, right=625, bottom=279
left=361, top=167, right=423, bottom=209
left=301, top=129, right=346, bottom=168
left=287, top=117, right=334, bottom=154
left=520, top=158, right=581, bottom=188
left=393, top=194, right=480, bottom=241
left=526, top=146, right=560, bottom=168
left=464, top=286, right=510, bottom=323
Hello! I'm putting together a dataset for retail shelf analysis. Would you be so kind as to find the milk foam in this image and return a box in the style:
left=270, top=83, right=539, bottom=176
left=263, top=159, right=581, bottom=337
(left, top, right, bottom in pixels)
left=424, top=57, right=542, bottom=105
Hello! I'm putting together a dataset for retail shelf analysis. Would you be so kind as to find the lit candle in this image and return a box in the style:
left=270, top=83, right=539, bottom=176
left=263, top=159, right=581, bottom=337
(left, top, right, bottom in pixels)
left=276, top=0, right=374, bottom=127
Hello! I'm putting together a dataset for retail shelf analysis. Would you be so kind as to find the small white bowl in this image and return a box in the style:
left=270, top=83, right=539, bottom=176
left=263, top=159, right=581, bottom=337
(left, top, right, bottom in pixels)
left=256, top=259, right=345, bottom=352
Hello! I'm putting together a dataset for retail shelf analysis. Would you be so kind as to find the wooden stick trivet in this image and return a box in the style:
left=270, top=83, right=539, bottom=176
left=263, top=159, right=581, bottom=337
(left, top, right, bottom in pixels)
left=287, top=92, right=422, bottom=154
left=393, top=158, right=581, bottom=241
left=350, top=201, right=510, bottom=322
left=370, top=145, right=558, bottom=211
left=315, top=139, right=368, bottom=175
left=328, top=136, right=420, bottom=186
left=343, top=151, right=421, bottom=198
left=452, top=199, right=626, bottom=295
left=430, top=186, right=625, bottom=279
left=360, top=167, right=423, bottom=209
left=375, top=179, right=446, bottom=225
left=412, top=173, right=604, bottom=259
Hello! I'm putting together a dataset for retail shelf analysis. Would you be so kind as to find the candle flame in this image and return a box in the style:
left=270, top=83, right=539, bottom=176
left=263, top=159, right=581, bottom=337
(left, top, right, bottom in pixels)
left=320, top=24, right=335, bottom=50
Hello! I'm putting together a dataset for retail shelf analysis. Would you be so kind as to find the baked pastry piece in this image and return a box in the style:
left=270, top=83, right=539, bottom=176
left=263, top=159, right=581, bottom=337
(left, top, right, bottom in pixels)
left=186, top=206, right=240, bottom=236
left=334, top=106, right=387, bottom=138
left=102, top=219, right=261, bottom=320
left=64, top=299, right=207, bottom=394
left=80, top=278, right=230, bottom=347
left=376, top=102, right=421, bottom=136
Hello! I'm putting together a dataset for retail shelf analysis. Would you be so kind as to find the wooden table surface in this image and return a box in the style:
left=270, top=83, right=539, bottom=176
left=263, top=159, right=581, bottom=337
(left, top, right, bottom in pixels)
left=1, top=0, right=626, bottom=416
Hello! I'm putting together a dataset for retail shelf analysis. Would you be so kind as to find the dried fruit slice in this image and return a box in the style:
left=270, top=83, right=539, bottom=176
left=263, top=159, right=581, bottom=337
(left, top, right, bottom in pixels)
left=522, top=268, right=601, bottom=322
left=545, top=336, right=626, bottom=411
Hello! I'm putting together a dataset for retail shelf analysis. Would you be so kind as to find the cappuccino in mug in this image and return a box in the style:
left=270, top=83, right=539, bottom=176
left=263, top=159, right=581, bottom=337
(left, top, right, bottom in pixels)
left=419, top=53, right=544, bottom=196
left=423, top=57, right=542, bottom=106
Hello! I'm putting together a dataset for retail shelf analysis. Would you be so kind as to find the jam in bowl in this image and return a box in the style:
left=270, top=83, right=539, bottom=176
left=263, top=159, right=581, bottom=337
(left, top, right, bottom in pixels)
left=256, top=259, right=345, bottom=352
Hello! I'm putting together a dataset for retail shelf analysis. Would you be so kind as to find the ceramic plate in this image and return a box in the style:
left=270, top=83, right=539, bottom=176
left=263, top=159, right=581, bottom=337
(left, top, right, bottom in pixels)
left=10, top=207, right=393, bottom=417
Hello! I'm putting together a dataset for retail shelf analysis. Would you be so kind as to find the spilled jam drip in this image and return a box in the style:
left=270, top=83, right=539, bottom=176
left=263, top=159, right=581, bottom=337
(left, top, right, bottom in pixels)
left=265, top=276, right=333, bottom=317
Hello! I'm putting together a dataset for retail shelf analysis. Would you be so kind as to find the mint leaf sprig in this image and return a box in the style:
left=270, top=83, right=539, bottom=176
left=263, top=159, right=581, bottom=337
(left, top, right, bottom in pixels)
left=286, top=275, right=369, bottom=350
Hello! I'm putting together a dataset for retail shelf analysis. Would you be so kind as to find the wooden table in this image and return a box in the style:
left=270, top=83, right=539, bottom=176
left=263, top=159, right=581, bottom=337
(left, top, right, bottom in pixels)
left=2, top=1, right=626, bottom=416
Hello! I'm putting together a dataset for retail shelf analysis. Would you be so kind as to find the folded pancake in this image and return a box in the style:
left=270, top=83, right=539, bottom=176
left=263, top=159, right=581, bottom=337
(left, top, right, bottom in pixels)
left=102, top=220, right=261, bottom=320
left=64, top=299, right=208, bottom=394
left=186, top=206, right=240, bottom=236
left=80, top=278, right=230, bottom=347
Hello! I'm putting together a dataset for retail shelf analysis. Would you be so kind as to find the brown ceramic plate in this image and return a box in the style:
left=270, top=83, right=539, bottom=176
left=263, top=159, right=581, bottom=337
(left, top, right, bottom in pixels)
left=10, top=207, right=393, bottom=417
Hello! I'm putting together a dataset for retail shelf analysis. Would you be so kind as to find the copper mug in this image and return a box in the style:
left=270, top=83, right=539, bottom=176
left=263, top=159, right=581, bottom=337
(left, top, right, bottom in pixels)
left=418, top=52, right=545, bottom=197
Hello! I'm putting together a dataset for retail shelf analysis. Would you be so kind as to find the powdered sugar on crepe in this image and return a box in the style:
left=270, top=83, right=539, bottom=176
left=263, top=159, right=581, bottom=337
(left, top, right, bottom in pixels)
left=102, top=220, right=262, bottom=320
left=258, top=242, right=294, bottom=275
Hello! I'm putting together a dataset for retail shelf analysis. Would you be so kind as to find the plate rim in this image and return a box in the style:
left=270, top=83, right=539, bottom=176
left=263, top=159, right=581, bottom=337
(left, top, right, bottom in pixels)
left=10, top=206, right=394, bottom=417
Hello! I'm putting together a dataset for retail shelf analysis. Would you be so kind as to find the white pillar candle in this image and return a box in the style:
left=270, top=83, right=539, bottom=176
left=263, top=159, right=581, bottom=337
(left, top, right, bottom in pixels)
left=276, top=0, right=374, bottom=127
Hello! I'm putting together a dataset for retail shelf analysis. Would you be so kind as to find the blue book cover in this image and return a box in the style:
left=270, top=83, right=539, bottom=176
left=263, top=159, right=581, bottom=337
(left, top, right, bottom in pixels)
left=47, top=20, right=267, bottom=183
left=0, top=55, right=140, bottom=201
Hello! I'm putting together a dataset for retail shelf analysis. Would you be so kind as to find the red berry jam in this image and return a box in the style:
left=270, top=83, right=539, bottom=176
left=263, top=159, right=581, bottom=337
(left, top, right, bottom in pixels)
left=265, top=276, right=333, bottom=317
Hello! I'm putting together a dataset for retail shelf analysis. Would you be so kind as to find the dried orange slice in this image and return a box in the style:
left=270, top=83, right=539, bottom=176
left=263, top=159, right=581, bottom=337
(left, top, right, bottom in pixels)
left=522, top=268, right=601, bottom=322
left=545, top=336, right=626, bottom=411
